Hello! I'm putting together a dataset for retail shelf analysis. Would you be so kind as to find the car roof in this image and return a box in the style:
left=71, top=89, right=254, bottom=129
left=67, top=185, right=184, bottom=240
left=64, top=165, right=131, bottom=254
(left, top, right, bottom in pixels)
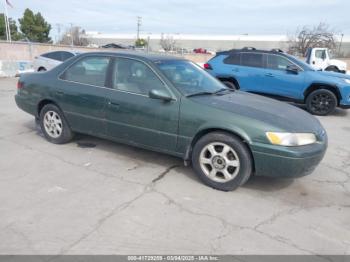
left=40, top=50, right=77, bottom=56
left=216, top=47, right=287, bottom=56
left=77, top=51, right=185, bottom=62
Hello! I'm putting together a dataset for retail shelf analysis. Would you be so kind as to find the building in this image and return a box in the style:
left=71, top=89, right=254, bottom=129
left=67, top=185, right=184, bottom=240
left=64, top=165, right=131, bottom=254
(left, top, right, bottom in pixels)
left=83, top=32, right=350, bottom=56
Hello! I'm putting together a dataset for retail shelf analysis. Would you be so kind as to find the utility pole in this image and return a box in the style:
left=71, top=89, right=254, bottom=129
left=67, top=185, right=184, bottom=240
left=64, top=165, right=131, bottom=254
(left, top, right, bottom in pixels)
left=338, top=33, right=344, bottom=56
left=137, top=16, right=142, bottom=40
left=56, top=23, right=62, bottom=45
left=70, top=23, right=74, bottom=47
left=3, top=0, right=11, bottom=42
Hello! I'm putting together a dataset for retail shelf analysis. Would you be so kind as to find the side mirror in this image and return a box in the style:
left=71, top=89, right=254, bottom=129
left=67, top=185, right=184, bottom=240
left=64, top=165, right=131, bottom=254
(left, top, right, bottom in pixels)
left=149, top=89, right=174, bottom=101
left=286, top=65, right=299, bottom=74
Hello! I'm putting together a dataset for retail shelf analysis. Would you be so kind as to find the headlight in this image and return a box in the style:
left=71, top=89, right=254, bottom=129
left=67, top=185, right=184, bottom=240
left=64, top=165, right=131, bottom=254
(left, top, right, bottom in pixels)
left=266, top=132, right=317, bottom=146
left=344, top=79, right=350, bottom=84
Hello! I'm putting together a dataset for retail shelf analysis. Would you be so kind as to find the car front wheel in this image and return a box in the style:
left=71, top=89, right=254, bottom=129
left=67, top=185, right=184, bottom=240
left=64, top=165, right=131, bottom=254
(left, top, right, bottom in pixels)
left=191, top=132, right=253, bottom=191
left=222, top=80, right=237, bottom=90
left=306, top=89, right=337, bottom=116
left=39, top=104, right=74, bottom=144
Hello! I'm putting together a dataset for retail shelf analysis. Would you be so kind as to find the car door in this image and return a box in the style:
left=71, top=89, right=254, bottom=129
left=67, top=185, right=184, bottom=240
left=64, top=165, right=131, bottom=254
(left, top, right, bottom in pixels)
left=313, top=49, right=328, bottom=70
left=263, top=54, right=305, bottom=99
left=56, top=55, right=112, bottom=136
left=236, top=52, right=268, bottom=92
left=104, top=57, right=180, bottom=152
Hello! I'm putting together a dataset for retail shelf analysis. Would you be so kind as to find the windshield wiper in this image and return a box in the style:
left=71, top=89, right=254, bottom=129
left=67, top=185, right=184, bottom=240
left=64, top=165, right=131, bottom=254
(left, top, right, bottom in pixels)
left=213, top=88, right=234, bottom=94
left=186, top=91, right=215, bottom=97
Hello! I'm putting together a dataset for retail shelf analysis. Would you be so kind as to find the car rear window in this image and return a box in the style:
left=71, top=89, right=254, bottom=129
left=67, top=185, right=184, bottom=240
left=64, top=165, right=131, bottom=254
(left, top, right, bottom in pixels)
left=42, top=51, right=62, bottom=61
left=241, top=53, right=264, bottom=68
left=61, top=52, right=75, bottom=61
left=223, top=53, right=240, bottom=65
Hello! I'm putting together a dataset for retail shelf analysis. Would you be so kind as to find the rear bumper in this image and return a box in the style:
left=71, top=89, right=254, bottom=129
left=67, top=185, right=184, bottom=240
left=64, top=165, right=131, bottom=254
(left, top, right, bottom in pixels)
left=15, top=94, right=36, bottom=116
left=251, top=133, right=327, bottom=178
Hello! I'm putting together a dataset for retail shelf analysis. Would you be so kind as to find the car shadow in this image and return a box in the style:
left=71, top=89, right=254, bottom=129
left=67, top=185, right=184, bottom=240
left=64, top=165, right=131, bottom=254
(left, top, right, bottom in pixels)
left=24, top=120, right=295, bottom=192
left=294, top=104, right=348, bottom=117
left=243, top=175, right=295, bottom=192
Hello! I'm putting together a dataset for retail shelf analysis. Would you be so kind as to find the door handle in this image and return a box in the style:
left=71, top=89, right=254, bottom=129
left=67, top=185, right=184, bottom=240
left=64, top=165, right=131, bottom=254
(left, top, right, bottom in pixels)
left=56, top=91, right=64, bottom=96
left=108, top=101, right=120, bottom=108
left=265, top=73, right=274, bottom=77
left=232, top=68, right=239, bottom=72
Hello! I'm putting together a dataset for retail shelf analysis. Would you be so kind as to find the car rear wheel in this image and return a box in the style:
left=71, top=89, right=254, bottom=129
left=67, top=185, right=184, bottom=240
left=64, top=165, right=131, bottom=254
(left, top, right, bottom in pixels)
left=39, top=104, right=74, bottom=144
left=221, top=80, right=237, bottom=90
left=306, top=89, right=337, bottom=116
left=191, top=132, right=252, bottom=191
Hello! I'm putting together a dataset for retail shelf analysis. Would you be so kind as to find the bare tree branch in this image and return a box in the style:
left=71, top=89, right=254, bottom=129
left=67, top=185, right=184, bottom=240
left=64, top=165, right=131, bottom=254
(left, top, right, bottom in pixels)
left=288, top=22, right=339, bottom=56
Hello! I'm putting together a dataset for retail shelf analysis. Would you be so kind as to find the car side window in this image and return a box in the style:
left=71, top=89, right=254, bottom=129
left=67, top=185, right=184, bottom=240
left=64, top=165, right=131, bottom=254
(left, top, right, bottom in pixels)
left=61, top=56, right=110, bottom=87
left=267, top=55, right=294, bottom=71
left=315, top=50, right=326, bottom=59
left=112, top=57, right=165, bottom=95
left=241, top=53, right=263, bottom=68
left=224, top=53, right=240, bottom=65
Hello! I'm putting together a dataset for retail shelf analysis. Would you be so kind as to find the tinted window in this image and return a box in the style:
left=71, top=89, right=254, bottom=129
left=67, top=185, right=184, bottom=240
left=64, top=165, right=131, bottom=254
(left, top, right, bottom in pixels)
left=241, top=53, right=264, bottom=68
left=62, top=56, right=110, bottom=87
left=112, top=58, right=165, bottom=95
left=43, top=51, right=62, bottom=61
left=267, top=55, right=294, bottom=70
left=61, top=52, right=75, bottom=61
left=224, top=53, right=240, bottom=65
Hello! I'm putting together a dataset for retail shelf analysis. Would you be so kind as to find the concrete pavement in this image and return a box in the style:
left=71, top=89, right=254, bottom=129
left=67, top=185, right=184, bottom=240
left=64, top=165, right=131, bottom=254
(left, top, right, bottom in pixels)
left=0, top=77, right=349, bottom=255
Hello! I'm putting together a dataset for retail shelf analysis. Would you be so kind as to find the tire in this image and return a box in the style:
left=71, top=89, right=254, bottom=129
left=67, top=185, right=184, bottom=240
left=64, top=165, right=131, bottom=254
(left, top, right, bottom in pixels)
left=38, top=67, right=47, bottom=72
left=325, top=66, right=340, bottom=73
left=306, top=89, right=337, bottom=116
left=191, top=132, right=253, bottom=191
left=39, top=104, right=74, bottom=144
left=221, top=80, right=237, bottom=90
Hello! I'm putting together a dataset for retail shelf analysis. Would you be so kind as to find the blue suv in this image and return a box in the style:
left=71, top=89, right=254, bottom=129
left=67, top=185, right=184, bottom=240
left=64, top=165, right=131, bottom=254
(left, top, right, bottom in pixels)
left=205, top=47, right=350, bottom=115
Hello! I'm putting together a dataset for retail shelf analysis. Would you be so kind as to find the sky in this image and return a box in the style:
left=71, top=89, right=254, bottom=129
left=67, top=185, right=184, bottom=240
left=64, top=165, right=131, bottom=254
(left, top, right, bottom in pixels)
left=2, top=0, right=350, bottom=38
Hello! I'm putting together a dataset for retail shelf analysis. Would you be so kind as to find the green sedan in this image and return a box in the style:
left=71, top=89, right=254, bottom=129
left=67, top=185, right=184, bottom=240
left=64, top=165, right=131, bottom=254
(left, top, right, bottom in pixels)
left=15, top=52, right=328, bottom=191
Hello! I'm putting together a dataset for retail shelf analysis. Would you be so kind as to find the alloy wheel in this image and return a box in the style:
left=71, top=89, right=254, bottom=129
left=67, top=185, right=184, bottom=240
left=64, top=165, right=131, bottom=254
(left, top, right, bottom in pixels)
left=310, top=93, right=335, bottom=115
left=199, top=142, right=240, bottom=183
left=43, top=111, right=63, bottom=138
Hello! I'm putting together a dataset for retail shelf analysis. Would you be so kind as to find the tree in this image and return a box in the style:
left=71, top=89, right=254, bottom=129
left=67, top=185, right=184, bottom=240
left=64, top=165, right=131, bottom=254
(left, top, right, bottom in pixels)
left=288, top=22, right=338, bottom=56
left=18, top=8, right=51, bottom=42
left=59, top=26, right=89, bottom=46
left=160, top=33, right=177, bottom=51
left=135, top=38, right=147, bottom=48
left=0, top=14, right=22, bottom=41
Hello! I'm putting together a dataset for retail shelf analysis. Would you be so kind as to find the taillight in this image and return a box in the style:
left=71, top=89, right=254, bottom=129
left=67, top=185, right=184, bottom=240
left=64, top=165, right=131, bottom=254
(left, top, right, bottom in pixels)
left=17, top=81, right=24, bottom=89
left=203, top=63, right=212, bottom=70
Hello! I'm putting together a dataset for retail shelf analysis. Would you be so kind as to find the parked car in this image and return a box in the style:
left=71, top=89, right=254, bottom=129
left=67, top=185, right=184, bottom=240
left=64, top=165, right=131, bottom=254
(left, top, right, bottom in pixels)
left=205, top=47, right=350, bottom=115
left=33, top=51, right=79, bottom=72
left=15, top=52, right=327, bottom=191
left=306, top=47, right=347, bottom=74
left=101, top=43, right=134, bottom=49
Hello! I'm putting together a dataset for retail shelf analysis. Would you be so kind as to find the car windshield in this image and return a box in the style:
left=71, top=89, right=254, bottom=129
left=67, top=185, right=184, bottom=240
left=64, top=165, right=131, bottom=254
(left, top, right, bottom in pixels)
left=155, top=60, right=227, bottom=96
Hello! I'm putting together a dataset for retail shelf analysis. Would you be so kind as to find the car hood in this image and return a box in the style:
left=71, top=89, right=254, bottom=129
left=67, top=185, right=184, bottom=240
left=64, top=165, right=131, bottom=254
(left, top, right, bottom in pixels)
left=316, top=70, right=350, bottom=80
left=190, top=91, right=323, bottom=133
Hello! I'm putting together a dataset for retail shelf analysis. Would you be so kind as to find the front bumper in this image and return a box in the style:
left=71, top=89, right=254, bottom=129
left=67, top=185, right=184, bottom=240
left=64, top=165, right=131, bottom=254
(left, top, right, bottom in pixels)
left=251, top=133, right=327, bottom=178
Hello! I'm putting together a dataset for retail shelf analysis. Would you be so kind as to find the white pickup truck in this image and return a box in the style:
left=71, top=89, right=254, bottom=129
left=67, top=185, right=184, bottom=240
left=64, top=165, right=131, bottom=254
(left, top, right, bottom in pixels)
left=306, top=47, right=347, bottom=74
